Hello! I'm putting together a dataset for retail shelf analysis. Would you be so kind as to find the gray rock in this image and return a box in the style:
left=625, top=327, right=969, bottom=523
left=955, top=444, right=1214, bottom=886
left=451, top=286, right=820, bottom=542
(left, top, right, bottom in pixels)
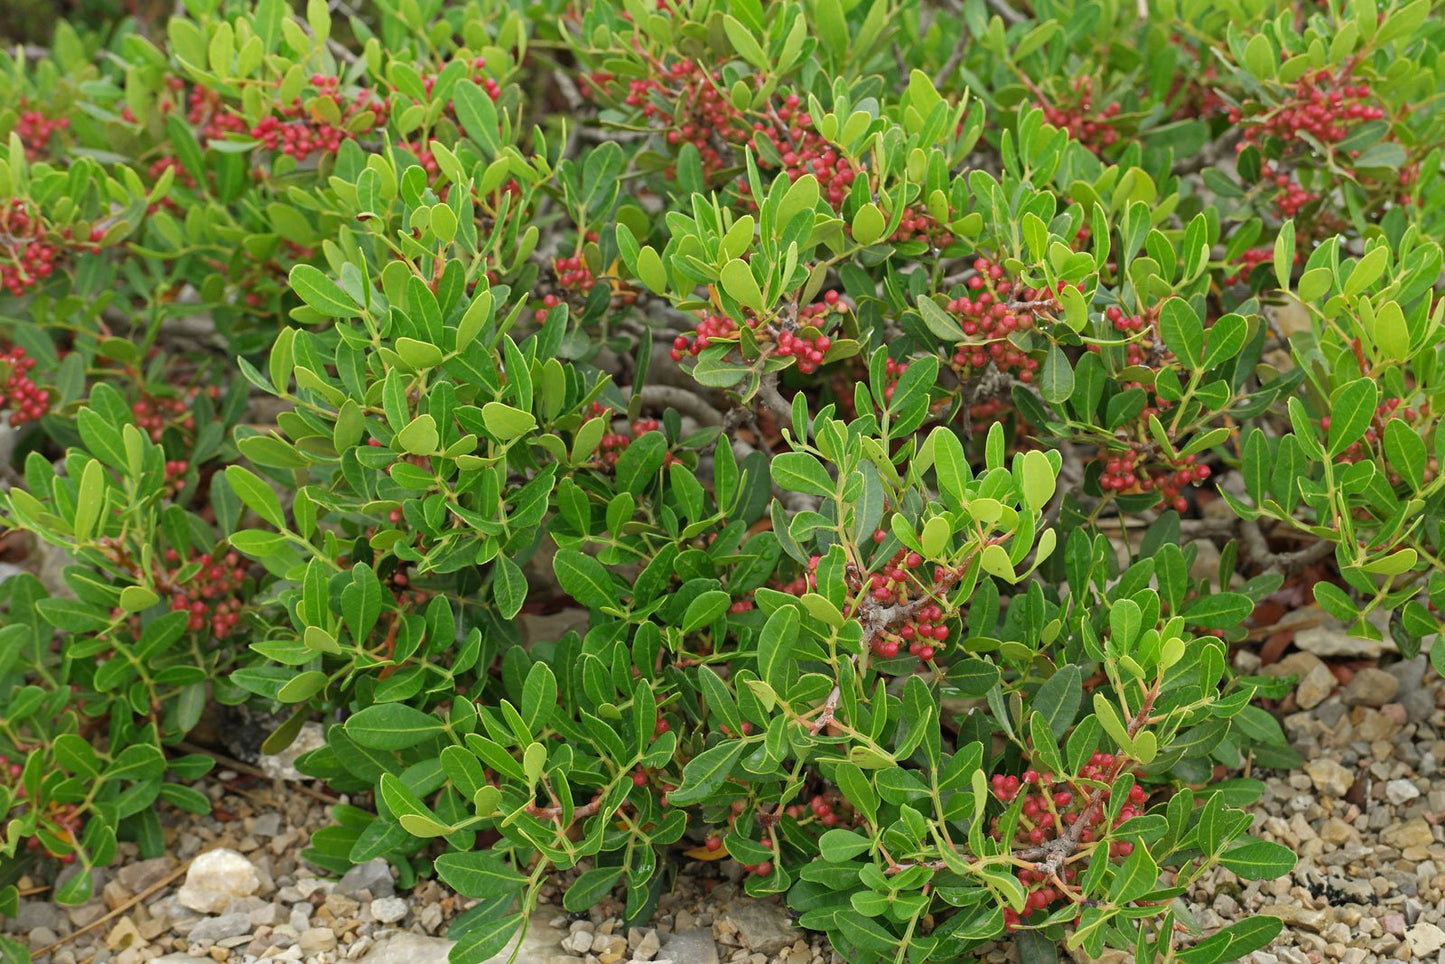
left=299, top=927, right=338, bottom=953
left=150, top=956, right=213, bottom=964
left=15, top=901, right=64, bottom=932
left=252, top=813, right=282, bottom=838
left=1296, top=664, right=1336, bottom=709
left=1303, top=758, right=1353, bottom=797
left=186, top=913, right=252, bottom=943
left=1385, top=778, right=1421, bottom=805
left=337, top=859, right=395, bottom=899
left=660, top=928, right=720, bottom=964
left=67, top=901, right=108, bottom=928
left=258, top=721, right=326, bottom=782
left=722, top=900, right=797, bottom=956
left=633, top=929, right=661, bottom=961
left=369, top=897, right=408, bottom=924
left=176, top=849, right=261, bottom=914
left=1385, top=656, right=1428, bottom=695
left=1406, top=921, right=1445, bottom=957
left=1294, top=620, right=1396, bottom=659
left=1340, top=668, right=1399, bottom=706
left=27, top=926, right=58, bottom=951
left=117, top=856, right=177, bottom=896
left=358, top=920, right=566, bottom=964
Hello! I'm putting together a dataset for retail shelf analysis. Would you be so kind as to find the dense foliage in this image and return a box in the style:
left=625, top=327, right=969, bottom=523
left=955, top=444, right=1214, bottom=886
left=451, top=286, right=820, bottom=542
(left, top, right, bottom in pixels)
left=2, top=0, right=1444, bottom=961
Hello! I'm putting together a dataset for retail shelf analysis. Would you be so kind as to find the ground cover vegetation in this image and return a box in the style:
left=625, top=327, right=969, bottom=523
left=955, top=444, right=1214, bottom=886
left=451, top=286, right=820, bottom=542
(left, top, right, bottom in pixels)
left=1, top=0, right=1444, bottom=961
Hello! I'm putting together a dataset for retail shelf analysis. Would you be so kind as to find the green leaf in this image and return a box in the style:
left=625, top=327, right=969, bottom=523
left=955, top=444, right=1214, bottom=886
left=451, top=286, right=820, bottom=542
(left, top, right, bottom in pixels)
left=1039, top=343, right=1073, bottom=404
left=397, top=415, right=440, bottom=455
left=1217, top=840, right=1296, bottom=879
left=1326, top=378, right=1378, bottom=457
left=1181, top=592, right=1255, bottom=629
left=1384, top=419, right=1426, bottom=489
left=1158, top=298, right=1204, bottom=369
left=434, top=852, right=526, bottom=899
left=757, top=605, right=799, bottom=693
left=1019, top=449, right=1056, bottom=511
left=482, top=402, right=537, bottom=441
left=563, top=867, right=624, bottom=912
left=1034, top=664, right=1082, bottom=739
left=771, top=452, right=834, bottom=497
left=119, top=585, right=159, bottom=613
left=1273, top=221, right=1295, bottom=291
left=1109, top=843, right=1158, bottom=903
left=818, top=828, right=872, bottom=862
left=683, top=590, right=732, bottom=633
left=851, top=203, right=886, bottom=245
left=1201, top=314, right=1248, bottom=371
left=492, top=555, right=527, bottom=619
left=636, top=247, right=667, bottom=293
left=667, top=739, right=747, bottom=806
left=453, top=80, right=499, bottom=154
left=345, top=704, right=445, bottom=749
left=1176, top=917, right=1284, bottom=964
left=226, top=466, right=286, bottom=530
left=719, top=258, right=765, bottom=311
left=552, top=549, right=618, bottom=610
left=722, top=15, right=769, bottom=68
left=289, top=264, right=358, bottom=317
left=1343, top=246, right=1387, bottom=297
left=917, top=297, right=961, bottom=340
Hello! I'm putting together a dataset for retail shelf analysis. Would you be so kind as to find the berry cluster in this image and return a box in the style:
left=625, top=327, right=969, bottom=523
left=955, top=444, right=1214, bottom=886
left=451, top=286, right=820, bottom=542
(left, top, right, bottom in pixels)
left=989, top=755, right=1149, bottom=928
left=249, top=76, right=389, bottom=161
left=863, top=530, right=951, bottom=665
left=589, top=403, right=675, bottom=470
left=425, top=57, right=502, bottom=104
left=1223, top=246, right=1277, bottom=287
left=14, top=106, right=69, bottom=161
left=132, top=391, right=196, bottom=442
left=187, top=82, right=250, bottom=141
left=753, top=94, right=859, bottom=210
left=786, top=791, right=849, bottom=828
left=881, top=356, right=909, bottom=402
left=0, top=345, right=51, bottom=426
left=401, top=140, right=441, bottom=179
left=1328, top=398, right=1438, bottom=484
left=600, top=58, right=744, bottom=176
left=164, top=548, right=247, bottom=638
left=1264, top=161, right=1318, bottom=218
left=1040, top=77, right=1122, bottom=154
left=1231, top=70, right=1384, bottom=147
left=886, top=203, right=952, bottom=247
left=1095, top=447, right=1211, bottom=513
left=944, top=259, right=1064, bottom=384
left=1, top=200, right=61, bottom=297
left=669, top=292, right=843, bottom=374
left=1095, top=304, right=1165, bottom=369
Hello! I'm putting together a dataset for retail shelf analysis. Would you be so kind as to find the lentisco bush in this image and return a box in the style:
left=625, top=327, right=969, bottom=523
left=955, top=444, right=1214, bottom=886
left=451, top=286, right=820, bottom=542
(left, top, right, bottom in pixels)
left=1, top=1, right=1444, bottom=963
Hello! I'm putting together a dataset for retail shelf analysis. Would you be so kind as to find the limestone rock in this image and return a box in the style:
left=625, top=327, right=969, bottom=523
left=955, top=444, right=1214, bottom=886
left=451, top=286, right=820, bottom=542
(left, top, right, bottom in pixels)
left=176, top=850, right=261, bottom=914
left=1302, top=758, right=1353, bottom=797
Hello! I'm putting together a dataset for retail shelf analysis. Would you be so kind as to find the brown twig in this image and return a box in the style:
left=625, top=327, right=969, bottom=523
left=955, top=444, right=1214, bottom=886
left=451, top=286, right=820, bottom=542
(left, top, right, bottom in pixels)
left=32, top=860, right=191, bottom=958
left=1239, top=518, right=1335, bottom=574
left=172, top=741, right=343, bottom=806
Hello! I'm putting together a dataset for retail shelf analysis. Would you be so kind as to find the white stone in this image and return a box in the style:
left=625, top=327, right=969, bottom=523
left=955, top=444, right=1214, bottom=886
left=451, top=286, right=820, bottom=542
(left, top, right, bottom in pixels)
left=1302, top=759, right=1353, bottom=797
left=369, top=897, right=408, bottom=924
left=1384, top=779, right=1421, bottom=805
left=176, top=849, right=262, bottom=914
left=1405, top=922, right=1445, bottom=957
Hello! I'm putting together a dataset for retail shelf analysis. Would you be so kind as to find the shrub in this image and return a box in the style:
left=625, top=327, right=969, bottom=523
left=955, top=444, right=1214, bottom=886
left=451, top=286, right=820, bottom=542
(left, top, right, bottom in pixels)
left=2, top=1, right=1443, bottom=962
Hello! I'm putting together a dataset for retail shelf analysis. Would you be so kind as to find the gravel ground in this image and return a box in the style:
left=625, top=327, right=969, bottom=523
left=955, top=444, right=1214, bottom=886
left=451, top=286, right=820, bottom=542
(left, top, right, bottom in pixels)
left=4, top=654, right=1442, bottom=964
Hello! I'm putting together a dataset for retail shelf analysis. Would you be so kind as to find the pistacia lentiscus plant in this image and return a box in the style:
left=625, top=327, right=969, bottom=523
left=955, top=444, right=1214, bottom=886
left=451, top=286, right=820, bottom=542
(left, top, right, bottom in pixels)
left=5, top=0, right=1445, bottom=962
